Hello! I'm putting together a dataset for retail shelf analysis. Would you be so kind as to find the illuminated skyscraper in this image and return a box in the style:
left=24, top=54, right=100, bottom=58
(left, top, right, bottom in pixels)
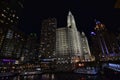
left=67, top=11, right=82, bottom=57
left=56, top=28, right=68, bottom=57
left=56, top=11, right=92, bottom=63
left=40, top=18, right=57, bottom=58
left=81, top=32, right=91, bottom=61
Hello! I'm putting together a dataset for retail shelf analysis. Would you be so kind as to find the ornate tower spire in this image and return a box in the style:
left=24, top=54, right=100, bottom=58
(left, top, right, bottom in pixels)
left=67, top=11, right=77, bottom=30
left=68, top=11, right=72, bottom=16
left=81, top=31, right=85, bottom=36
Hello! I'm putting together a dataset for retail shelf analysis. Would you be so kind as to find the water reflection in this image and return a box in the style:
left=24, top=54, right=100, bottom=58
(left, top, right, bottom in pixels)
left=41, top=74, right=55, bottom=80
left=0, top=73, right=118, bottom=80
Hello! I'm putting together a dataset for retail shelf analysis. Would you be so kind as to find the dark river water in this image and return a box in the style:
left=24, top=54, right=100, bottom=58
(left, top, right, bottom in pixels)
left=0, top=73, right=119, bottom=80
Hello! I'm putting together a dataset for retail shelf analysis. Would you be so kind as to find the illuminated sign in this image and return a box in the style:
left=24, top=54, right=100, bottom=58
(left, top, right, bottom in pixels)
left=2, top=59, right=15, bottom=62
left=109, top=63, right=120, bottom=68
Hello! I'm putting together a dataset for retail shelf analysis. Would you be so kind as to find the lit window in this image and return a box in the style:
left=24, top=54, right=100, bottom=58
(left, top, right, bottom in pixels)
left=12, top=14, right=15, bottom=17
left=1, top=14, right=5, bottom=17
left=11, top=20, right=13, bottom=22
left=8, top=18, right=10, bottom=20
left=1, top=14, right=6, bottom=18
left=16, top=16, right=19, bottom=19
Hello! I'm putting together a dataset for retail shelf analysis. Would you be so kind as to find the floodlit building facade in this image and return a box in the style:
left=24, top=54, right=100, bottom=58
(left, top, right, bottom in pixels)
left=56, top=11, right=92, bottom=63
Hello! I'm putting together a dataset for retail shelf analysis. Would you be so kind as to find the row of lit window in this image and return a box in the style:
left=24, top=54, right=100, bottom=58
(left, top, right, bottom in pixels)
left=0, top=19, right=16, bottom=24
left=1, top=13, right=18, bottom=20
left=1, top=11, right=19, bottom=18
left=56, top=43, right=73, bottom=48
left=1, top=7, right=19, bottom=24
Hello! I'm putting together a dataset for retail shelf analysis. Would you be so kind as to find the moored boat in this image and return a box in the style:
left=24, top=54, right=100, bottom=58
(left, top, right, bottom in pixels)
left=74, top=67, right=98, bottom=75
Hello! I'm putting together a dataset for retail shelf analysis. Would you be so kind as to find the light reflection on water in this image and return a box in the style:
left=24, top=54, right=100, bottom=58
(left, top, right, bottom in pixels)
left=41, top=74, right=55, bottom=80
left=0, top=73, right=116, bottom=80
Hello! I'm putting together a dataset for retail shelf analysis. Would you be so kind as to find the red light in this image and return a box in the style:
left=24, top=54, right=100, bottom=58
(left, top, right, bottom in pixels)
left=81, top=77, right=86, bottom=80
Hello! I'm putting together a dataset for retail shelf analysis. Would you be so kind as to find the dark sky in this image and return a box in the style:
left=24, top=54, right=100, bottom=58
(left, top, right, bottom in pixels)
left=20, top=0, right=120, bottom=37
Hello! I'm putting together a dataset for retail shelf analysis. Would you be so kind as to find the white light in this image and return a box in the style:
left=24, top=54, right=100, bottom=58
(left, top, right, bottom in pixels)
left=13, top=14, right=15, bottom=17
left=3, top=10, right=6, bottom=12
left=79, top=63, right=81, bottom=66
left=1, top=14, right=4, bottom=17
left=11, top=20, right=13, bottom=22
left=16, top=16, right=19, bottom=19
left=8, top=18, right=10, bottom=20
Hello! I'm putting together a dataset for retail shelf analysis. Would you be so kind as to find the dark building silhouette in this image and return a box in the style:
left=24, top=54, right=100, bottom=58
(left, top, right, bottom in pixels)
left=115, top=0, right=120, bottom=8
left=90, top=20, right=120, bottom=61
left=0, top=0, right=24, bottom=59
left=116, top=33, right=120, bottom=50
left=0, top=28, right=25, bottom=59
left=0, top=0, right=24, bottom=28
left=23, top=33, right=39, bottom=62
left=39, top=18, right=57, bottom=58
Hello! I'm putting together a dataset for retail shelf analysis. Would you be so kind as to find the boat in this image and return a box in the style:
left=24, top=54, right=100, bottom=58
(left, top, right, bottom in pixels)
left=74, top=68, right=98, bottom=75
left=20, top=70, right=42, bottom=76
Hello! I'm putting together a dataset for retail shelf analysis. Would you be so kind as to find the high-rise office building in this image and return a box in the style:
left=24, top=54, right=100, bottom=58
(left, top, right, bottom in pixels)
left=23, top=33, right=39, bottom=62
left=0, top=27, right=5, bottom=50
left=0, top=0, right=24, bottom=27
left=40, top=18, right=57, bottom=58
left=117, top=34, right=120, bottom=48
left=0, top=0, right=24, bottom=59
left=12, top=31, right=25, bottom=59
left=67, top=11, right=82, bottom=57
left=56, top=11, right=92, bottom=63
left=91, top=20, right=120, bottom=60
left=0, top=28, right=25, bottom=59
left=81, top=32, right=92, bottom=61
left=90, top=31, right=100, bottom=61
left=1, top=29, right=14, bottom=58
left=56, top=28, right=68, bottom=57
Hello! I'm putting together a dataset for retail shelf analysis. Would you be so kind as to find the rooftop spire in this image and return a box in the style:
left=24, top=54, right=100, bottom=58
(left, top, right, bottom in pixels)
left=68, top=11, right=72, bottom=15
left=67, top=11, right=77, bottom=30
left=81, top=32, right=85, bottom=36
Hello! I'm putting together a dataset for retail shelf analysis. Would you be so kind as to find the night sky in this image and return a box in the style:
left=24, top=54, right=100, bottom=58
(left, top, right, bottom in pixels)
left=20, top=0, right=120, bottom=38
